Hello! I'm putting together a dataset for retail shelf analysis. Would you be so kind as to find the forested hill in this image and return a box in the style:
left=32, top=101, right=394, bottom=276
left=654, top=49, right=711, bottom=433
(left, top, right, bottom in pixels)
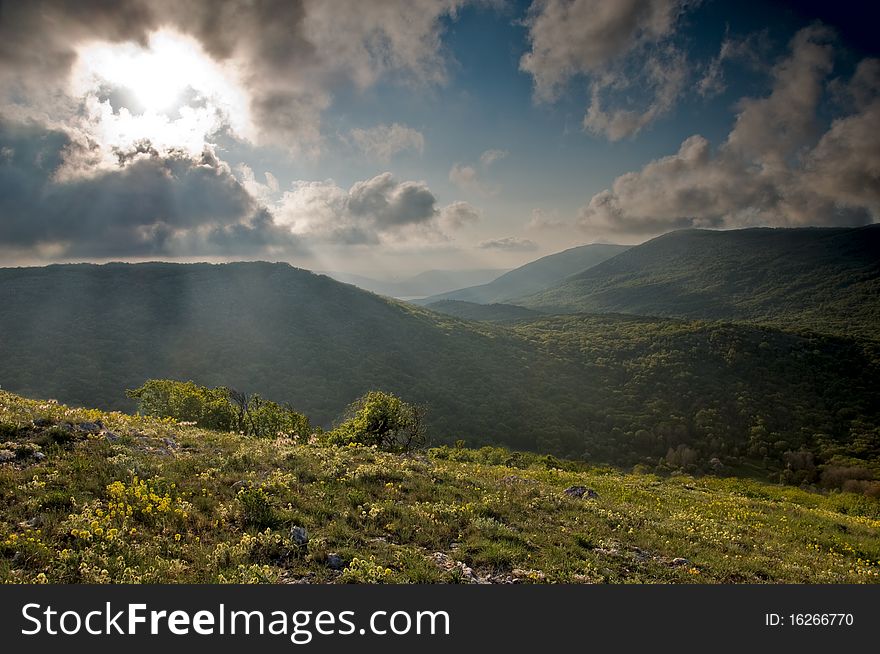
left=517, top=226, right=880, bottom=339
left=0, top=262, right=573, bottom=443
left=0, top=261, right=878, bottom=483
left=417, top=243, right=628, bottom=305
left=424, top=300, right=544, bottom=322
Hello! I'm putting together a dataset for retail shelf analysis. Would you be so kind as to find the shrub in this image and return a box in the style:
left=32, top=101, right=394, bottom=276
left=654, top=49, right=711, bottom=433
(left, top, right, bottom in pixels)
left=127, top=380, right=310, bottom=439
left=328, top=391, right=426, bottom=452
left=237, top=487, right=279, bottom=530
left=339, top=556, right=394, bottom=583
left=127, top=380, right=235, bottom=430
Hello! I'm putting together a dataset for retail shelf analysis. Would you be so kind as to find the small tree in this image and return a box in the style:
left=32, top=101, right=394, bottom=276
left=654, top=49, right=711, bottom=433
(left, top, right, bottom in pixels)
left=127, top=380, right=309, bottom=439
left=126, top=379, right=234, bottom=430
left=329, top=391, right=426, bottom=452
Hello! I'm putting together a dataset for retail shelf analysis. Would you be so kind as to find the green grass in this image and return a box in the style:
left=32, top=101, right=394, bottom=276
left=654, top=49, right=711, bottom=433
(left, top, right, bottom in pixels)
left=1, top=390, right=878, bottom=584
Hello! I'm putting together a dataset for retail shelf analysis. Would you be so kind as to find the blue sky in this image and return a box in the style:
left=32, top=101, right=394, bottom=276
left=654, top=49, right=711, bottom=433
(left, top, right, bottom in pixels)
left=1, top=1, right=878, bottom=276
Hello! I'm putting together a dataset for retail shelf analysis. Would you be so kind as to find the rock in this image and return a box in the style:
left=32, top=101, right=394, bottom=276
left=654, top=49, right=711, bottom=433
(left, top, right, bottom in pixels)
left=33, top=451, right=46, bottom=460
left=563, top=486, right=599, bottom=499
left=18, top=517, right=39, bottom=529
left=671, top=557, right=689, bottom=566
left=162, top=437, right=179, bottom=449
left=0, top=449, right=15, bottom=462
left=326, top=553, right=345, bottom=570
left=430, top=552, right=482, bottom=583
left=511, top=568, right=547, bottom=582
left=103, top=431, right=120, bottom=442
left=290, top=526, right=309, bottom=547
left=75, top=421, right=102, bottom=433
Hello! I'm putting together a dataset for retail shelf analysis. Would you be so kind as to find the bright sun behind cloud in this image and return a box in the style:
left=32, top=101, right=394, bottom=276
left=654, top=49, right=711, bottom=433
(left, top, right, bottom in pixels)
left=70, top=29, right=252, bottom=159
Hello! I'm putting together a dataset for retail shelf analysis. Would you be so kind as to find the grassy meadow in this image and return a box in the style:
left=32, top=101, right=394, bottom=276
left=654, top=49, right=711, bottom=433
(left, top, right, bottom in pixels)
left=1, top=390, right=878, bottom=584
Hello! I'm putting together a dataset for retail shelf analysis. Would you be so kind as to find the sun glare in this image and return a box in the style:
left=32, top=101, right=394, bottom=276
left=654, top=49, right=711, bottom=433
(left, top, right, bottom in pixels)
left=71, top=29, right=252, bottom=155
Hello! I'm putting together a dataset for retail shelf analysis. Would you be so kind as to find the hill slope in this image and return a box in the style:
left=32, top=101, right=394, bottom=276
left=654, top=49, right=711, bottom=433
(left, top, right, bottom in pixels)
left=1, top=262, right=878, bottom=476
left=0, top=262, right=576, bottom=444
left=517, top=226, right=880, bottom=339
left=321, top=268, right=507, bottom=299
left=424, top=300, right=544, bottom=322
left=1, top=390, right=878, bottom=584
left=417, top=243, right=628, bottom=305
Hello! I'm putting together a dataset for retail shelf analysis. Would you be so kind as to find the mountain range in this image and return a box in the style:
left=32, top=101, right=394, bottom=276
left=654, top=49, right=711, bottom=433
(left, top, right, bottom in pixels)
left=1, top=224, right=879, bottom=484
left=415, top=243, right=628, bottom=305
left=321, top=268, right=507, bottom=299
left=516, top=226, right=880, bottom=339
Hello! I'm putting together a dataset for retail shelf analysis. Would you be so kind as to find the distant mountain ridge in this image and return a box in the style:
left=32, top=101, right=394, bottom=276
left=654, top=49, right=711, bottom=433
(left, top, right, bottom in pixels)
left=517, top=225, right=880, bottom=339
left=416, top=243, right=629, bottom=305
left=321, top=268, right=508, bottom=299
left=425, top=300, right=544, bottom=322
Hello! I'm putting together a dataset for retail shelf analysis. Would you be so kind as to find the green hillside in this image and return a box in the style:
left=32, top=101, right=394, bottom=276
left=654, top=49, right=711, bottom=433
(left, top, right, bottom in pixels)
left=1, top=262, right=878, bottom=484
left=417, top=243, right=628, bottom=305
left=1, top=391, right=878, bottom=584
left=322, top=268, right=507, bottom=299
left=0, top=262, right=571, bottom=443
left=424, top=300, right=544, bottom=322
left=518, top=226, right=880, bottom=339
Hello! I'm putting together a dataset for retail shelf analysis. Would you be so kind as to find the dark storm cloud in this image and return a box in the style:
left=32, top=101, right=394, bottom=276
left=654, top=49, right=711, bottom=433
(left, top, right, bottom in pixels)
left=0, top=120, right=300, bottom=258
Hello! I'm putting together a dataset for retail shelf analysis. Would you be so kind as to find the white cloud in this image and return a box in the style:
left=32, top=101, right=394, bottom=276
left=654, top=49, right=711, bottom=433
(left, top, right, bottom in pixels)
left=577, top=27, right=879, bottom=235
left=520, top=0, right=694, bottom=140
left=275, top=172, right=477, bottom=247
left=449, top=148, right=508, bottom=194
left=238, top=164, right=280, bottom=203
left=348, top=123, right=425, bottom=162
left=440, top=201, right=481, bottom=230
left=526, top=208, right=566, bottom=230
left=582, top=46, right=687, bottom=141
left=479, top=148, right=508, bottom=167
left=449, top=163, right=481, bottom=192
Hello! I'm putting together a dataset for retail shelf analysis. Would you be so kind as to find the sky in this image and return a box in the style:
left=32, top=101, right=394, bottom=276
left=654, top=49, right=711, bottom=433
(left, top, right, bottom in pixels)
left=0, top=0, right=877, bottom=277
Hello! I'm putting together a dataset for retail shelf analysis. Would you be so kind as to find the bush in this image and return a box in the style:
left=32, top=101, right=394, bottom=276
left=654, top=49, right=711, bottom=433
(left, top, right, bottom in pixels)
left=127, top=380, right=235, bottom=431
left=127, top=380, right=309, bottom=439
left=328, top=391, right=426, bottom=452
left=237, top=487, right=279, bottom=530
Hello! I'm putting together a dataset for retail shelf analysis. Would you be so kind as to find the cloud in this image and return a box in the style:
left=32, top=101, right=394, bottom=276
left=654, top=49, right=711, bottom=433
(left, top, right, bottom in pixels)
left=582, top=46, right=687, bottom=141
left=449, top=148, right=508, bottom=194
left=697, top=30, right=770, bottom=98
left=238, top=164, right=280, bottom=203
left=0, top=120, right=301, bottom=259
left=0, top=0, right=469, bottom=154
left=449, top=163, right=481, bottom=192
left=440, top=201, right=481, bottom=230
left=275, top=172, right=476, bottom=246
left=577, top=26, right=879, bottom=235
left=526, top=208, right=566, bottom=230
left=348, top=123, right=425, bottom=162
left=479, top=148, right=508, bottom=167
left=477, top=237, right=538, bottom=251
left=520, top=0, right=692, bottom=140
